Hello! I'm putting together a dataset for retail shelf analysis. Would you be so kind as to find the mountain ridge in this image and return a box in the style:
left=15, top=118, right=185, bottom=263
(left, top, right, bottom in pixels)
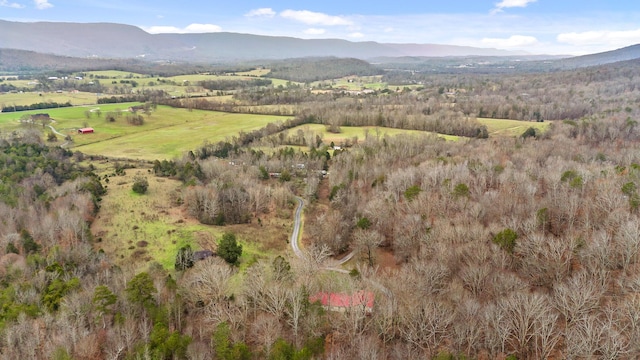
left=0, top=20, right=526, bottom=61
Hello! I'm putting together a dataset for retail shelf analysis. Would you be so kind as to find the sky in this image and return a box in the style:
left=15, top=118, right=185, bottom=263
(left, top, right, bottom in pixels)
left=3, top=0, right=640, bottom=55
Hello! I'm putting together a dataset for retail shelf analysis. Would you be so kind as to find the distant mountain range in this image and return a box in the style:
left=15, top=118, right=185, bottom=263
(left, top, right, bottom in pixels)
left=2, top=20, right=640, bottom=73
left=0, top=20, right=527, bottom=61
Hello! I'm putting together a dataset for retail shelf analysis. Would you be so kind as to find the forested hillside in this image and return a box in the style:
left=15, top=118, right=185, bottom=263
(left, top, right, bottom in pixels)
left=265, top=58, right=384, bottom=82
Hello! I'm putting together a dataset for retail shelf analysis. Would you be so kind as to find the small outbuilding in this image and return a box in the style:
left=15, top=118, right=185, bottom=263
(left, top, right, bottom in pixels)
left=30, top=113, right=51, bottom=122
left=78, top=128, right=94, bottom=134
left=193, top=250, right=215, bottom=261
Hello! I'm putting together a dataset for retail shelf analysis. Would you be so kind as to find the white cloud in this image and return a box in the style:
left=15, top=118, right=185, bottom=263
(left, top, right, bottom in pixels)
left=184, top=23, right=222, bottom=33
left=245, top=8, right=275, bottom=18
left=557, top=28, right=640, bottom=48
left=492, top=0, right=536, bottom=14
left=349, top=32, right=365, bottom=38
left=34, top=0, right=53, bottom=10
left=481, top=35, right=539, bottom=47
left=142, top=23, right=222, bottom=34
left=0, top=0, right=24, bottom=8
left=280, top=9, right=352, bottom=26
left=304, top=28, right=326, bottom=35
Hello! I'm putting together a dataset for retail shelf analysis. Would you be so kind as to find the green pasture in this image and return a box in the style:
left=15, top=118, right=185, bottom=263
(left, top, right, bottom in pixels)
left=0, top=102, right=139, bottom=133
left=282, top=124, right=459, bottom=145
left=71, top=106, right=293, bottom=160
left=0, top=104, right=293, bottom=160
left=155, top=73, right=294, bottom=88
left=84, top=70, right=146, bottom=78
left=235, top=68, right=271, bottom=77
left=478, top=117, right=550, bottom=137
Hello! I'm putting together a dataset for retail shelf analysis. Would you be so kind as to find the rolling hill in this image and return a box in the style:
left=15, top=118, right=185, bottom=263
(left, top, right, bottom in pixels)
left=551, top=43, right=640, bottom=68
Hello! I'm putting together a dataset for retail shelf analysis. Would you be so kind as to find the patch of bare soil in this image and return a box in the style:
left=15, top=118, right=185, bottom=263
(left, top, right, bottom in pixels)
left=376, top=248, right=402, bottom=272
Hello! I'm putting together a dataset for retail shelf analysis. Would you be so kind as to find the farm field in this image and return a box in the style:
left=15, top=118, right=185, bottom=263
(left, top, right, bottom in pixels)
left=84, top=70, right=146, bottom=78
left=85, top=69, right=295, bottom=89
left=311, top=75, right=421, bottom=91
left=0, top=104, right=293, bottom=160
left=0, top=69, right=293, bottom=100
left=313, top=75, right=386, bottom=90
left=0, top=90, right=99, bottom=108
left=0, top=102, right=141, bottom=132
left=0, top=102, right=139, bottom=128
left=478, top=117, right=550, bottom=136
left=279, top=124, right=460, bottom=146
left=73, top=110, right=292, bottom=160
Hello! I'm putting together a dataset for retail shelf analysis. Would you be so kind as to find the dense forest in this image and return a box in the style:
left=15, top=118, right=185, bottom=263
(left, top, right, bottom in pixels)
left=2, top=51, right=640, bottom=359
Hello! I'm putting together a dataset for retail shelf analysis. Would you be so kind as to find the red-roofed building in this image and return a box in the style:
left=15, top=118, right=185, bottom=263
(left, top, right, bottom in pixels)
left=310, top=291, right=374, bottom=314
left=78, top=128, right=94, bottom=134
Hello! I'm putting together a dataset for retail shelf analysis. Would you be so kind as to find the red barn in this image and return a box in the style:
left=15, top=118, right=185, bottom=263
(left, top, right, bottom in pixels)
left=78, top=128, right=94, bottom=134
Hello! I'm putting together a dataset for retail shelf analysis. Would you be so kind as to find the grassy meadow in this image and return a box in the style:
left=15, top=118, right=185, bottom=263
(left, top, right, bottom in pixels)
left=277, top=124, right=460, bottom=146
left=478, top=117, right=550, bottom=137
left=92, top=161, right=293, bottom=271
left=74, top=108, right=293, bottom=160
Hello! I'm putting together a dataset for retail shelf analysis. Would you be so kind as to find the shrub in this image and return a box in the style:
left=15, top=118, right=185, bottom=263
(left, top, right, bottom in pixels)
left=452, top=183, right=470, bottom=198
left=404, top=185, right=421, bottom=201
left=521, top=127, right=537, bottom=139
left=356, top=217, right=372, bottom=230
left=21, top=229, right=40, bottom=254
left=493, top=228, right=518, bottom=253
left=132, top=175, right=149, bottom=194
left=5, top=242, right=18, bottom=254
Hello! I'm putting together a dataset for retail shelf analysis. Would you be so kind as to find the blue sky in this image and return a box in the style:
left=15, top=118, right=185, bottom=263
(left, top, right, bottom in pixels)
left=3, top=0, right=640, bottom=55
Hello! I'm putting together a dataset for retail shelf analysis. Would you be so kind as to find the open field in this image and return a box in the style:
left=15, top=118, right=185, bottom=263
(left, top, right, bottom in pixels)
left=86, top=69, right=295, bottom=88
left=236, top=68, right=271, bottom=77
left=0, top=90, right=99, bottom=108
left=84, top=70, right=146, bottom=78
left=313, top=75, right=386, bottom=90
left=277, top=124, right=460, bottom=146
left=478, top=117, right=550, bottom=137
left=0, top=104, right=293, bottom=160
left=74, top=108, right=293, bottom=160
left=0, top=102, right=141, bottom=133
left=311, top=75, right=422, bottom=91
left=1, top=69, right=294, bottom=101
left=92, top=161, right=292, bottom=271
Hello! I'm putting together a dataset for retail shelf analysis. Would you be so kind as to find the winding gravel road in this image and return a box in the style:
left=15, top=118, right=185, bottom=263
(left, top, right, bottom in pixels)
left=290, top=196, right=355, bottom=270
left=290, top=197, right=305, bottom=259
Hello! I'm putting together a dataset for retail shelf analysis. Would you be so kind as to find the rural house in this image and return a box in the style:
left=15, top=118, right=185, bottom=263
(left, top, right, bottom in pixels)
left=78, top=128, right=94, bottom=134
